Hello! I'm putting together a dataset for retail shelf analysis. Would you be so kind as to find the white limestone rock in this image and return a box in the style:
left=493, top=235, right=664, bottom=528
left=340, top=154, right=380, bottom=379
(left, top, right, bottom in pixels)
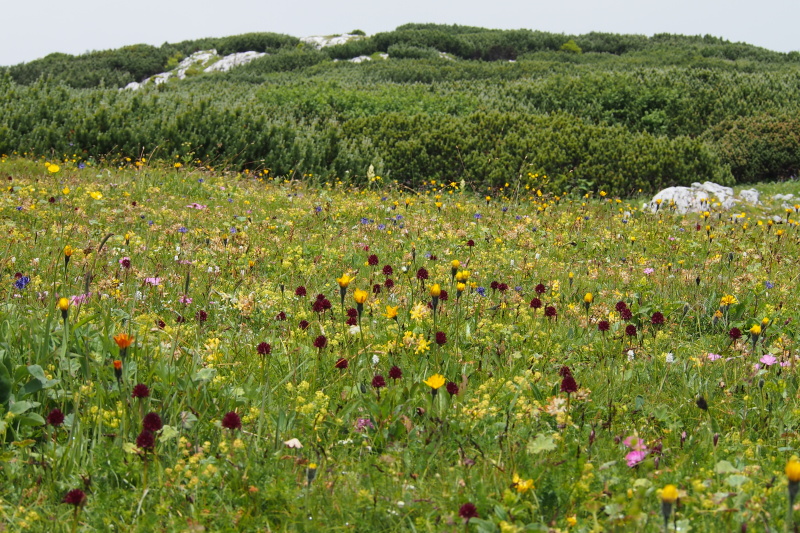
left=737, top=189, right=760, bottom=205
left=204, top=51, right=266, bottom=73
left=650, top=182, right=740, bottom=213
left=773, top=193, right=795, bottom=201
left=691, top=182, right=736, bottom=209
left=301, top=34, right=364, bottom=49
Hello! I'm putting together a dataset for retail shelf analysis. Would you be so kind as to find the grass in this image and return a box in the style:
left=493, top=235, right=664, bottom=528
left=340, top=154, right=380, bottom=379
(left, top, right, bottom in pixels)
left=1, top=154, right=800, bottom=531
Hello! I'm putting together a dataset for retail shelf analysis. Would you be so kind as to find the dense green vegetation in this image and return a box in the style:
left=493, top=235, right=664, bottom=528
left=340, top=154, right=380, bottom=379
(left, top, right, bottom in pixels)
left=1, top=24, right=799, bottom=193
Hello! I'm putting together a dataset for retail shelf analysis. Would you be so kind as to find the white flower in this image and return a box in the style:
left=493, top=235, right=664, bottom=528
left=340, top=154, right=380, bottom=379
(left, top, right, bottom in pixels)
left=371, top=354, right=380, bottom=365
left=627, top=350, right=635, bottom=361
left=349, top=325, right=361, bottom=335
left=665, top=352, right=675, bottom=363
left=283, top=438, right=303, bottom=449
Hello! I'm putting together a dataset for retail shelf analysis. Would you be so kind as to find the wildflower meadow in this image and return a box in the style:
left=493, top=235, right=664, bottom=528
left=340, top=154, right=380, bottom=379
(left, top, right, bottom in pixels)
left=3, top=155, right=800, bottom=532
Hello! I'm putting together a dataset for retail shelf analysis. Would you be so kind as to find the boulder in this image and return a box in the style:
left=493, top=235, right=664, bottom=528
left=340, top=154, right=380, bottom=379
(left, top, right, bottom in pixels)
left=649, top=182, right=759, bottom=213
left=737, top=189, right=760, bottom=205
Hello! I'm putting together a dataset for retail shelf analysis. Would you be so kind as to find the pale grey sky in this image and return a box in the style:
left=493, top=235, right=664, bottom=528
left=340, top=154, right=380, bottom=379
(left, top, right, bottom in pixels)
left=1, top=0, right=798, bottom=66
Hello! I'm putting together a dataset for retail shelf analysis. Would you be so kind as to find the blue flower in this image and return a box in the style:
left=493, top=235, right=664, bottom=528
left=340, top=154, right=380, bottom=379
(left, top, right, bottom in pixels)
left=474, top=213, right=482, bottom=219
left=476, top=287, right=486, bottom=297
left=360, top=218, right=369, bottom=225
left=314, top=206, right=322, bottom=213
left=178, top=226, right=188, bottom=233
left=230, top=227, right=237, bottom=234
left=14, top=276, right=30, bottom=290
left=377, top=224, right=386, bottom=230
left=765, top=281, right=775, bottom=289
left=77, top=162, right=86, bottom=169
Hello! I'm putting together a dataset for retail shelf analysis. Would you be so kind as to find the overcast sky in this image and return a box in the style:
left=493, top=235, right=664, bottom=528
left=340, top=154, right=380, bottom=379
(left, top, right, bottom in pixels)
left=1, top=0, right=797, bottom=66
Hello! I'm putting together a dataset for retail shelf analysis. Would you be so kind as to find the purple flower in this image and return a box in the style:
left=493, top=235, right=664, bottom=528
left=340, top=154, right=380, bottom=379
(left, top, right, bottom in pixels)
left=355, top=418, right=374, bottom=431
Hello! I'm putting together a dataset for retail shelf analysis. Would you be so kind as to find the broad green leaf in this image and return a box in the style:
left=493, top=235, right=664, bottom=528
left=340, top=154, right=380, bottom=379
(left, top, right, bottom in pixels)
left=714, top=460, right=739, bottom=474
left=527, top=433, right=557, bottom=454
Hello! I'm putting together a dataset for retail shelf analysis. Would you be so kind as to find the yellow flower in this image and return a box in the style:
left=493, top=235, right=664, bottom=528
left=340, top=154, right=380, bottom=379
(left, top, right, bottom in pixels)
left=63, top=245, right=73, bottom=257
left=57, top=297, right=70, bottom=312
left=451, top=259, right=460, bottom=269
left=89, top=191, right=103, bottom=200
left=750, top=324, right=762, bottom=336
left=660, top=484, right=679, bottom=504
left=423, top=374, right=446, bottom=390
left=720, top=295, right=737, bottom=306
left=415, top=337, right=431, bottom=354
left=786, top=459, right=800, bottom=482
left=456, top=282, right=466, bottom=293
left=384, top=305, right=399, bottom=319
left=336, top=273, right=353, bottom=288
left=761, top=317, right=770, bottom=327
left=47, top=164, right=60, bottom=173
left=583, top=293, right=593, bottom=304
left=410, top=302, right=430, bottom=321
left=512, top=473, right=535, bottom=493
left=174, top=162, right=183, bottom=169
left=429, top=284, right=441, bottom=298
left=353, top=288, right=368, bottom=305
left=566, top=516, right=577, bottom=527
left=62, top=186, right=70, bottom=195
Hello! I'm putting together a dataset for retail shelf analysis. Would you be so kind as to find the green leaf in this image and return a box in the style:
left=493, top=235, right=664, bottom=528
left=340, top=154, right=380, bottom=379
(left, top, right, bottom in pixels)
left=192, top=368, right=217, bottom=383
left=527, top=433, right=557, bottom=454
left=714, top=460, right=739, bottom=474
left=9, top=400, right=39, bottom=415
left=159, top=425, right=180, bottom=443
left=17, top=413, right=45, bottom=426
left=726, top=475, right=749, bottom=488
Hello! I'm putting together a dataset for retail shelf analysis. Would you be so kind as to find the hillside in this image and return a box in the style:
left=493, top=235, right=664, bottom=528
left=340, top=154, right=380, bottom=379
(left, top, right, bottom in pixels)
left=1, top=24, right=799, bottom=194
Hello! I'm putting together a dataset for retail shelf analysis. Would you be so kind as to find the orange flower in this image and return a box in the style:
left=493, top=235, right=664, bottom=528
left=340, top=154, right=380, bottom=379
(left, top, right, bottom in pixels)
left=113, top=360, right=122, bottom=371
left=113, top=333, right=134, bottom=349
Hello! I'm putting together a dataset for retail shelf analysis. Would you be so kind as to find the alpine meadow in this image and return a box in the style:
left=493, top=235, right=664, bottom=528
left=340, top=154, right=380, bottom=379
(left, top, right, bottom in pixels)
left=2, top=23, right=800, bottom=532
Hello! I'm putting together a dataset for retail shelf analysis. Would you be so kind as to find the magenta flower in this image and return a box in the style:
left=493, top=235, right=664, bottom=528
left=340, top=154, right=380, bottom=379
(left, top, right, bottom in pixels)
left=179, top=295, right=193, bottom=305
left=145, top=277, right=162, bottom=286
left=626, top=449, right=648, bottom=467
left=707, top=353, right=721, bottom=361
left=186, top=203, right=207, bottom=210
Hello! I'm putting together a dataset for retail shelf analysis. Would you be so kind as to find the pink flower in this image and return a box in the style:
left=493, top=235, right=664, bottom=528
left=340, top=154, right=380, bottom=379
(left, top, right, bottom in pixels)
left=145, top=277, right=162, bottom=286
left=707, top=353, right=721, bottom=361
left=179, top=295, right=193, bottom=305
left=186, top=203, right=207, bottom=210
left=760, top=354, right=778, bottom=366
left=643, top=268, right=655, bottom=275
left=626, top=449, right=648, bottom=467
left=781, top=361, right=791, bottom=367
left=69, top=293, right=91, bottom=305
left=623, top=436, right=647, bottom=451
